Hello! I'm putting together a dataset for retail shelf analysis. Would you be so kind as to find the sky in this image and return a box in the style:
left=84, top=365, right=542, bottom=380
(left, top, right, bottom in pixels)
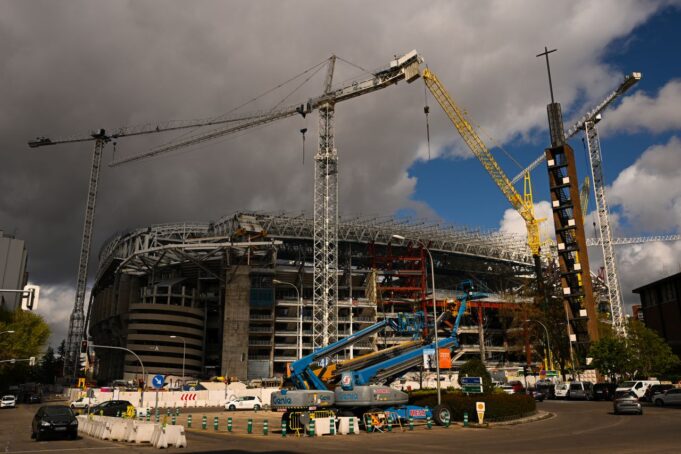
left=1, top=0, right=680, bottom=346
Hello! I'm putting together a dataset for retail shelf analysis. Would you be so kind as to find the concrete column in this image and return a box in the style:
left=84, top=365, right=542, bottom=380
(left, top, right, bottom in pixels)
left=221, top=266, right=251, bottom=381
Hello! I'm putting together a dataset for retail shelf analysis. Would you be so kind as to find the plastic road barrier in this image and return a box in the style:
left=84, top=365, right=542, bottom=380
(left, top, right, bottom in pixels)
left=308, top=418, right=315, bottom=437
left=213, top=416, right=219, bottom=431
left=202, top=415, right=207, bottom=430
left=187, top=414, right=192, bottom=428
left=427, top=417, right=432, bottom=429
left=329, top=416, right=335, bottom=435
left=227, top=417, right=232, bottom=432
left=463, top=411, right=469, bottom=427
left=387, top=416, right=392, bottom=432
left=247, top=418, right=253, bottom=434
left=263, top=419, right=268, bottom=435
left=349, top=417, right=354, bottom=435
left=281, top=419, right=287, bottom=437
left=409, top=416, right=414, bottom=431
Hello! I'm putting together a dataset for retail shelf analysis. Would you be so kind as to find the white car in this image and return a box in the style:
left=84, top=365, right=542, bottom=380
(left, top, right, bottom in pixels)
left=653, top=388, right=681, bottom=407
left=225, top=396, right=262, bottom=411
left=1, top=395, right=17, bottom=408
left=554, top=383, right=569, bottom=399
left=70, top=397, right=98, bottom=410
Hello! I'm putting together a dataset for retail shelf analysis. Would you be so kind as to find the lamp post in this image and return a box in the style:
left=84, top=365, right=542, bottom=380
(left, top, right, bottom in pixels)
left=392, top=234, right=441, bottom=405
left=170, top=335, right=186, bottom=384
left=525, top=319, right=553, bottom=371
left=91, top=344, right=146, bottom=407
left=273, top=279, right=303, bottom=359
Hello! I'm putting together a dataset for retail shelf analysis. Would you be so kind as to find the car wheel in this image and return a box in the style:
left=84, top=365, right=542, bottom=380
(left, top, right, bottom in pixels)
left=432, top=404, right=452, bottom=426
left=35, top=432, right=42, bottom=441
left=638, top=410, right=643, bottom=416
left=253, top=404, right=261, bottom=411
left=228, top=405, right=236, bottom=411
left=654, top=399, right=663, bottom=407
left=30, top=431, right=35, bottom=439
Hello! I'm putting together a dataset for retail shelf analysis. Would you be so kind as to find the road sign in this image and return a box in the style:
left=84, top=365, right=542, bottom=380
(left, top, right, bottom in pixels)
left=462, top=385, right=483, bottom=394
left=151, top=374, right=165, bottom=389
left=461, top=376, right=482, bottom=385
left=476, top=401, right=485, bottom=424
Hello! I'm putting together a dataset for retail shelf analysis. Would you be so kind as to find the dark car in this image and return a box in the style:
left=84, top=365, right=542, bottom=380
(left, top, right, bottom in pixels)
left=613, top=391, right=643, bottom=415
left=527, top=388, right=545, bottom=402
left=28, top=394, right=43, bottom=404
left=89, top=400, right=133, bottom=417
left=536, top=382, right=556, bottom=400
left=593, top=383, right=618, bottom=401
left=645, top=384, right=674, bottom=402
left=31, top=405, right=78, bottom=441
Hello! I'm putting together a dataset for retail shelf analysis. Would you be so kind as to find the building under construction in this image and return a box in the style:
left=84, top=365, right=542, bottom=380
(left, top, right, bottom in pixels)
left=88, top=212, right=537, bottom=383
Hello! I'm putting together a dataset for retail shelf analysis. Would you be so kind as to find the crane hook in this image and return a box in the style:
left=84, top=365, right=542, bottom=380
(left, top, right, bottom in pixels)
left=300, top=128, right=308, bottom=164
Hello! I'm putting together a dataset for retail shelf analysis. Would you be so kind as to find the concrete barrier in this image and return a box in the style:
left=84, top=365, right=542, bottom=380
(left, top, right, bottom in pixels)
left=77, top=414, right=185, bottom=448
left=164, top=425, right=187, bottom=448
left=337, top=417, right=360, bottom=435
left=150, top=425, right=168, bottom=449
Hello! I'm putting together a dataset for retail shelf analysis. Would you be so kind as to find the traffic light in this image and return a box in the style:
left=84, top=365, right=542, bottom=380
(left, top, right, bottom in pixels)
left=80, top=339, right=88, bottom=353
left=79, top=353, right=88, bottom=370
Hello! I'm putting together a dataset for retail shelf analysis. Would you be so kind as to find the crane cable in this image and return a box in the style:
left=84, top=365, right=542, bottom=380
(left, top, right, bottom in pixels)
left=423, top=82, right=431, bottom=160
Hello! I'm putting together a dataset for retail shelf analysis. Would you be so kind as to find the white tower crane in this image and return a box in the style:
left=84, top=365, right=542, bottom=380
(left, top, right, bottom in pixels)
left=28, top=115, right=269, bottom=380
left=111, top=50, right=422, bottom=348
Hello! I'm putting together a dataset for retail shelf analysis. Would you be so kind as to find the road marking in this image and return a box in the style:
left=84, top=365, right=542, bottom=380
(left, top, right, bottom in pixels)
left=8, top=446, right=125, bottom=453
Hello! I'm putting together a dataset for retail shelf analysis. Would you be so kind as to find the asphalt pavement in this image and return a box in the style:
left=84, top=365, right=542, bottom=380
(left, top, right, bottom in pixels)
left=1, top=400, right=680, bottom=453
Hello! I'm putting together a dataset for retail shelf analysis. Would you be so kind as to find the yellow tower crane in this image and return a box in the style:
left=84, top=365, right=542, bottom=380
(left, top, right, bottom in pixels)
left=420, top=68, right=543, bottom=265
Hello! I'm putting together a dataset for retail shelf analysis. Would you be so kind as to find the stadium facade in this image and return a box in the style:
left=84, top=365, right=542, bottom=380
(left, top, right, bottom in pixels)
left=88, top=212, right=535, bottom=383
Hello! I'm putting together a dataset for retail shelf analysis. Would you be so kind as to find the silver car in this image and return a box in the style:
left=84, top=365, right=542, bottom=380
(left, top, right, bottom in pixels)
left=614, top=391, right=643, bottom=415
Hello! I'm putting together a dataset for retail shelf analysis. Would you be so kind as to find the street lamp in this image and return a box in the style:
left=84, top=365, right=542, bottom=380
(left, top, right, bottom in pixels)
left=169, top=335, right=186, bottom=384
left=273, top=279, right=303, bottom=359
left=0, top=330, right=15, bottom=335
left=525, top=319, right=553, bottom=371
left=392, top=234, right=441, bottom=406
left=90, top=344, right=146, bottom=407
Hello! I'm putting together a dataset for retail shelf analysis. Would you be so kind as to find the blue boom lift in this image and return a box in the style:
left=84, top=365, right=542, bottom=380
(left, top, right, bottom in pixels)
left=271, top=282, right=488, bottom=427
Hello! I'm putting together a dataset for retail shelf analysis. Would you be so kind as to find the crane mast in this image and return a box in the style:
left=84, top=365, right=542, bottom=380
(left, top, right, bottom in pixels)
left=584, top=120, right=625, bottom=336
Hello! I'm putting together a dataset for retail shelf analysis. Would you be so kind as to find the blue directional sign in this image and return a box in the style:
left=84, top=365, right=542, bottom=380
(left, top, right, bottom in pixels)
left=461, top=376, right=482, bottom=385
left=151, top=374, right=165, bottom=389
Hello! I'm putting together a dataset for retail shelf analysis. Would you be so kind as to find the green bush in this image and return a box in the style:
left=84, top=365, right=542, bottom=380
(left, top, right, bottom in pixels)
left=409, top=390, right=536, bottom=422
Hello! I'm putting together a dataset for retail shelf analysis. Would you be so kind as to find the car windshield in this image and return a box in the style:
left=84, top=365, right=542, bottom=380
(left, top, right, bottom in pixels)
left=570, top=384, right=582, bottom=390
left=556, top=384, right=568, bottom=390
left=44, top=406, right=74, bottom=417
left=2, top=396, right=14, bottom=400
left=620, top=381, right=637, bottom=388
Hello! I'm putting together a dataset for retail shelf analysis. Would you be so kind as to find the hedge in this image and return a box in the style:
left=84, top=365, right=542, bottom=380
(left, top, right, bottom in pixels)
left=409, top=390, right=536, bottom=422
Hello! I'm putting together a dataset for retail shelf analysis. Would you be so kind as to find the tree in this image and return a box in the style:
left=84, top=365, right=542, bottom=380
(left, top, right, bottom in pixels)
left=626, top=320, right=680, bottom=378
left=589, top=336, right=629, bottom=382
left=39, top=346, right=58, bottom=385
left=458, top=358, right=493, bottom=392
left=0, top=308, right=51, bottom=388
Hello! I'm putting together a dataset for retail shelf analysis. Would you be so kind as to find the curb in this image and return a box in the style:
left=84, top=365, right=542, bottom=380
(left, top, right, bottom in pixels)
left=453, top=410, right=554, bottom=428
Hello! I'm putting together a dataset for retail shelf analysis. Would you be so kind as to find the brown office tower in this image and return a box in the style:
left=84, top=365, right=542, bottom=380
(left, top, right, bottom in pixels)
left=545, top=142, right=600, bottom=364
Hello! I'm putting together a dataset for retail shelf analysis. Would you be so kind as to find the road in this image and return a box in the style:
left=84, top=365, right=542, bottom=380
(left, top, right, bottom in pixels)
left=1, top=400, right=680, bottom=453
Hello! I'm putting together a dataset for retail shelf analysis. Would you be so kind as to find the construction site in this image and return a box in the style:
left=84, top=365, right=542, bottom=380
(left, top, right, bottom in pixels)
left=28, top=49, right=679, bottom=387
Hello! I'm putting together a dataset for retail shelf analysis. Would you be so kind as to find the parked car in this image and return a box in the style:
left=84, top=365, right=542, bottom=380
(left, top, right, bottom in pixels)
left=614, top=391, right=643, bottom=415
left=499, top=384, right=515, bottom=394
left=31, top=405, right=78, bottom=440
left=28, top=394, right=43, bottom=404
left=527, top=388, right=545, bottom=402
left=616, top=380, right=660, bottom=400
left=645, top=384, right=675, bottom=402
left=1, top=395, right=17, bottom=409
left=568, top=381, right=594, bottom=400
left=89, top=400, right=134, bottom=417
left=225, top=396, right=262, bottom=411
left=69, top=397, right=98, bottom=410
left=653, top=388, right=681, bottom=407
left=536, top=382, right=555, bottom=400
left=593, top=383, right=618, bottom=401
left=554, top=383, right=569, bottom=399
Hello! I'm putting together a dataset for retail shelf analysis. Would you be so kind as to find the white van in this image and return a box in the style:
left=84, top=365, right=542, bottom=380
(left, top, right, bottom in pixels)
left=554, top=383, right=569, bottom=399
left=616, top=380, right=660, bottom=399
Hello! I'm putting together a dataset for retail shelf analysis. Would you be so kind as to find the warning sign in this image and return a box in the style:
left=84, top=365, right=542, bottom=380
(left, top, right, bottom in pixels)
left=476, top=401, right=485, bottom=424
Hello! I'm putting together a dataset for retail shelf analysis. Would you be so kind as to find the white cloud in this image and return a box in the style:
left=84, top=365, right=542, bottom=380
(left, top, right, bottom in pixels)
left=32, top=283, right=75, bottom=348
left=608, top=136, right=681, bottom=232
left=499, top=200, right=554, bottom=243
left=602, top=79, right=681, bottom=135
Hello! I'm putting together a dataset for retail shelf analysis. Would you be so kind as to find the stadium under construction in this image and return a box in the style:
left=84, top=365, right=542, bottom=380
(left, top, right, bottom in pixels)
left=88, top=212, right=544, bottom=383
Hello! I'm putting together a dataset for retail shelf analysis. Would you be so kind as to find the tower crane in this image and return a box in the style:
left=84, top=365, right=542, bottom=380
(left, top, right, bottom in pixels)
left=110, top=50, right=423, bottom=349
left=28, top=115, right=272, bottom=380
